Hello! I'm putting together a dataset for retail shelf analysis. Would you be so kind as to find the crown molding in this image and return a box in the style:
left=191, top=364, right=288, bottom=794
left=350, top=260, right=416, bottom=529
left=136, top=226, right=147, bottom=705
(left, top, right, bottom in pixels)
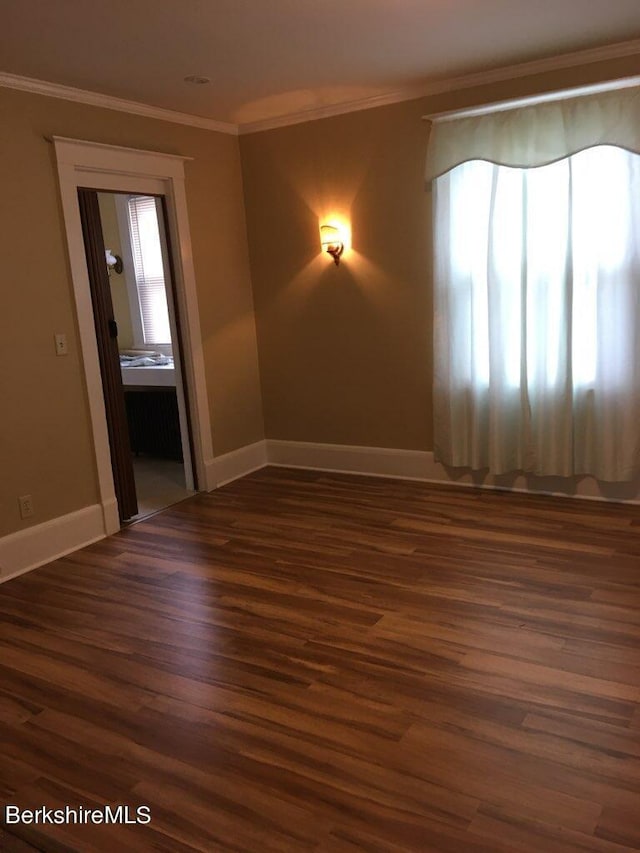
left=238, top=37, right=640, bottom=134
left=237, top=87, right=430, bottom=134
left=3, top=36, right=640, bottom=138
left=0, top=71, right=238, bottom=135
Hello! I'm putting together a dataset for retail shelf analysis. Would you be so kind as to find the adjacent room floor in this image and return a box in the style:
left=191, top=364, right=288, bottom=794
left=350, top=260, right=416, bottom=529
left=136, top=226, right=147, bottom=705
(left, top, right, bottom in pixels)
left=130, top=455, right=195, bottom=521
left=1, top=467, right=639, bottom=852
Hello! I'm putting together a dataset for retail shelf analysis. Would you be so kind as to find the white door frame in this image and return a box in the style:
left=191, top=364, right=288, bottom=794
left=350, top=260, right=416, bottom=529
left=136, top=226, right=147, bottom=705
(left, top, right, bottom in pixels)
left=54, top=136, right=214, bottom=535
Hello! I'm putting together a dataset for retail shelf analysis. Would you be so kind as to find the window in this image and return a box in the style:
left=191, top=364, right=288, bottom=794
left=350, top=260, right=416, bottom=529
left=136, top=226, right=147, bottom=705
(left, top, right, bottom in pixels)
left=428, top=88, right=640, bottom=482
left=126, top=195, right=172, bottom=346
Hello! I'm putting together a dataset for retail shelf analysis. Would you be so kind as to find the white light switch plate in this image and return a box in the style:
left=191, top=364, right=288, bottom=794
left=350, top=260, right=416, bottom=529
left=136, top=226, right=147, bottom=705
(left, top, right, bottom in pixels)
left=54, top=333, right=68, bottom=356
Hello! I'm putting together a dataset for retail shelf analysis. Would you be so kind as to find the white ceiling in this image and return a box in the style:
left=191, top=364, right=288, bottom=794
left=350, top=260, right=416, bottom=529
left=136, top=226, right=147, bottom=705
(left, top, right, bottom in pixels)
left=2, top=0, right=640, bottom=129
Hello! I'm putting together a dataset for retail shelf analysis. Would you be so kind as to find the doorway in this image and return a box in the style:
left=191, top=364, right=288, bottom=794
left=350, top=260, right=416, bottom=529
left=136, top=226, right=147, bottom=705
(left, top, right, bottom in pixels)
left=95, top=190, right=196, bottom=522
left=54, top=137, right=214, bottom=536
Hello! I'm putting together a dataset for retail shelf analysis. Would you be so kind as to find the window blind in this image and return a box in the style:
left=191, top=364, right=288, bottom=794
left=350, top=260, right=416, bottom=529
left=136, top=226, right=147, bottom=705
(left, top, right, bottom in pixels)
left=127, top=196, right=171, bottom=345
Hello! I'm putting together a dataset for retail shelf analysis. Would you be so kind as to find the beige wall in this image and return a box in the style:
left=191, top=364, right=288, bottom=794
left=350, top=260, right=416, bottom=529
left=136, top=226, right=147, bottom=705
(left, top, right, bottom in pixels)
left=241, top=100, right=432, bottom=449
left=0, top=86, right=263, bottom=537
left=240, top=54, right=640, bottom=451
left=2, top=52, right=638, bottom=540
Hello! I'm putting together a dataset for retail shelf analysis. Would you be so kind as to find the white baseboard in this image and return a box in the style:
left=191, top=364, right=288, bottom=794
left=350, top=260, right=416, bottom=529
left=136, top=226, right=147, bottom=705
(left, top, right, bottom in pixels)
left=3, top=438, right=636, bottom=585
left=265, top=439, right=640, bottom=504
left=266, top=439, right=437, bottom=480
left=101, top=496, right=120, bottom=536
left=0, top=439, right=270, bottom=583
left=206, top=440, right=268, bottom=489
left=0, top=504, right=106, bottom=584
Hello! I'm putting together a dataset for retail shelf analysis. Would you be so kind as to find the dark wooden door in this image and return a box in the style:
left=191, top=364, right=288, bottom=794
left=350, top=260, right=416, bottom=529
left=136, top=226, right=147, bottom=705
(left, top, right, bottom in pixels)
left=77, top=188, right=138, bottom=522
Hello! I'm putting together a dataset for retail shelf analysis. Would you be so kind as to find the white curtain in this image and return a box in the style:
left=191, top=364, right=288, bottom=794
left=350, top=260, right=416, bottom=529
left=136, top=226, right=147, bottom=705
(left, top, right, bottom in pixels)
left=433, top=145, right=640, bottom=481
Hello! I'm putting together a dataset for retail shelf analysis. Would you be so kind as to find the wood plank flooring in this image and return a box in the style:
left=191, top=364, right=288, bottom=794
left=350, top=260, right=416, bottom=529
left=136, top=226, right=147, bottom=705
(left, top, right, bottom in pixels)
left=1, top=466, right=640, bottom=852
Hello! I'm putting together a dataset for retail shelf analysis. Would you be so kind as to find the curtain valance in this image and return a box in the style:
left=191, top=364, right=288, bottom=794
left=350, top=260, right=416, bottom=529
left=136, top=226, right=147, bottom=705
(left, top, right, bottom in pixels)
left=425, top=86, right=640, bottom=183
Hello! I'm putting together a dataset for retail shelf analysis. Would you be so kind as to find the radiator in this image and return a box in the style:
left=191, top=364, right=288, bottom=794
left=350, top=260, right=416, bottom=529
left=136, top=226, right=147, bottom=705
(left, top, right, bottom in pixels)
left=124, top=389, right=183, bottom=460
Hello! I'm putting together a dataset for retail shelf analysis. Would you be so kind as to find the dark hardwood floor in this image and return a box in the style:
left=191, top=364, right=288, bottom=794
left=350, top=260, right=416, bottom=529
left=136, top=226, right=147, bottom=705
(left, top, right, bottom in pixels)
left=1, top=467, right=640, bottom=852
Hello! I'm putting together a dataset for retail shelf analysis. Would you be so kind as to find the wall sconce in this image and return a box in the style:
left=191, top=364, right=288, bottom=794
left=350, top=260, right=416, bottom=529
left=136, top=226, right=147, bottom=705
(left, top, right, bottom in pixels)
left=320, top=225, right=344, bottom=266
left=105, top=248, right=123, bottom=275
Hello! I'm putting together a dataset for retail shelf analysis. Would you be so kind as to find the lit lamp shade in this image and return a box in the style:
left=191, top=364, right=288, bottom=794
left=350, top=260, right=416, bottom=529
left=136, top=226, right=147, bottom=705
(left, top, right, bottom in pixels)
left=320, top=225, right=344, bottom=265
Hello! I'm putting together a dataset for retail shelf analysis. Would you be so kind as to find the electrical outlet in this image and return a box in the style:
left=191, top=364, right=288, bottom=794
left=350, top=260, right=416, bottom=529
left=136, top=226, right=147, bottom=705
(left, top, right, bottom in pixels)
left=18, top=495, right=34, bottom=519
